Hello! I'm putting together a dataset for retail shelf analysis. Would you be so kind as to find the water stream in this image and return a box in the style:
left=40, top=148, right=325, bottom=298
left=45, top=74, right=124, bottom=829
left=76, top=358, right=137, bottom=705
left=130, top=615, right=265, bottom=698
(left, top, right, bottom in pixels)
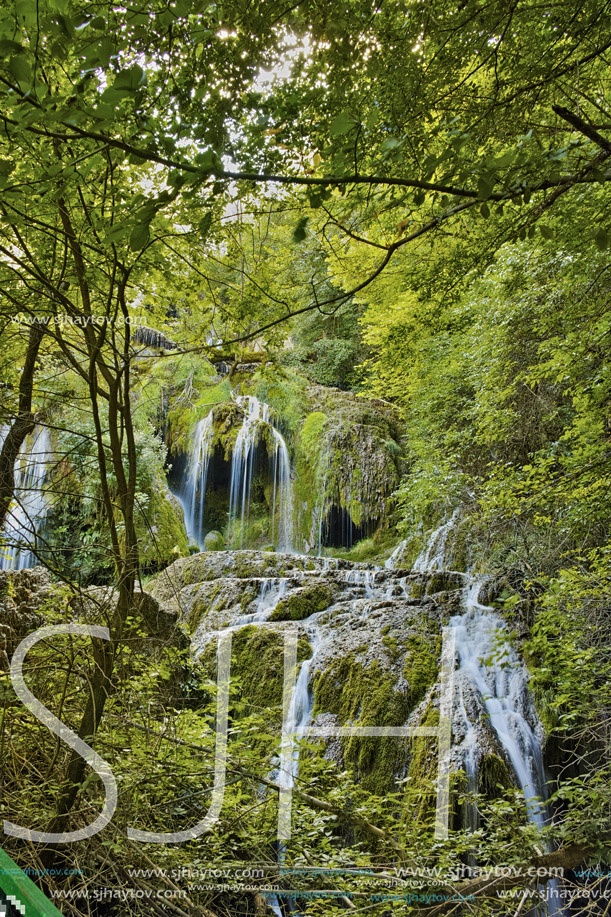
left=181, top=502, right=561, bottom=911
left=178, top=396, right=293, bottom=551
left=0, top=425, right=51, bottom=571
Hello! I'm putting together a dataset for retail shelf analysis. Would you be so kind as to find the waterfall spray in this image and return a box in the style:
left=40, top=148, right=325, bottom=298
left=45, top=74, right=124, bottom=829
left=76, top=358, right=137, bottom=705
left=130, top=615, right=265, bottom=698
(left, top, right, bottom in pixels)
left=178, top=396, right=294, bottom=551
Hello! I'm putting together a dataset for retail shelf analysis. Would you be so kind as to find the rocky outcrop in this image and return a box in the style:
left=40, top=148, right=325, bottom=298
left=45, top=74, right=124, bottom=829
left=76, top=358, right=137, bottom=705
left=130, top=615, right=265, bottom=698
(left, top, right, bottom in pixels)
left=0, top=567, right=188, bottom=672
left=148, top=549, right=463, bottom=794
left=0, top=567, right=50, bottom=669
left=294, top=384, right=405, bottom=551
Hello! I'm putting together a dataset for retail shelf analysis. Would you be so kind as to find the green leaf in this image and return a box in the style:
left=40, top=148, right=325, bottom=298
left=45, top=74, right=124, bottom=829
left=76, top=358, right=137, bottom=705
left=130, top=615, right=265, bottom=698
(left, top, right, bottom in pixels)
left=413, top=189, right=425, bottom=206
left=9, top=54, right=32, bottom=86
left=487, top=150, right=515, bottom=170
left=477, top=176, right=493, bottom=201
left=539, top=225, right=554, bottom=240
left=0, top=39, right=23, bottom=59
left=594, top=228, right=609, bottom=251
left=195, top=150, right=217, bottom=172
left=114, top=65, right=145, bottom=91
left=129, top=223, right=150, bottom=251
left=292, top=216, right=308, bottom=243
left=330, top=111, right=355, bottom=137
left=480, top=202, right=490, bottom=219
left=82, top=37, right=114, bottom=70
left=366, top=109, right=379, bottom=130
left=198, top=212, right=212, bottom=238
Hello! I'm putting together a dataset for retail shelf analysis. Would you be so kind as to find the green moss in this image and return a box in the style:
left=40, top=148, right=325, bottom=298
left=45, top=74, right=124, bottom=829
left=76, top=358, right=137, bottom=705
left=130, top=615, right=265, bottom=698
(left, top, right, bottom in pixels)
left=402, top=634, right=442, bottom=707
left=269, top=583, right=336, bottom=622
left=137, top=491, right=189, bottom=573
left=402, top=704, right=440, bottom=828
left=203, top=530, right=225, bottom=551
left=479, top=752, right=512, bottom=799
left=185, top=583, right=221, bottom=632
left=240, top=586, right=258, bottom=611
left=426, top=573, right=462, bottom=594
left=196, top=626, right=311, bottom=723
left=301, top=412, right=328, bottom=453
left=312, top=653, right=412, bottom=793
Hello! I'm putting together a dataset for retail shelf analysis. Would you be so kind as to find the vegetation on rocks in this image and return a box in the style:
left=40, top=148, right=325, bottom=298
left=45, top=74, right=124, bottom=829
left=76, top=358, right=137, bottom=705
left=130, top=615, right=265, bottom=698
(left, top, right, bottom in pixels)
left=1, top=0, right=611, bottom=911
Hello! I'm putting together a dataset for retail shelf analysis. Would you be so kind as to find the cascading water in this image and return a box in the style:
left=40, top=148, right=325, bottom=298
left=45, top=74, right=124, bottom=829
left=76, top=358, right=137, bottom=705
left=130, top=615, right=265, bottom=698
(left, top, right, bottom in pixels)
left=0, top=425, right=51, bottom=571
left=450, top=582, right=564, bottom=914
left=413, top=512, right=562, bottom=910
left=268, top=426, right=293, bottom=554
left=183, top=412, right=215, bottom=548
left=177, top=395, right=294, bottom=551
left=228, top=396, right=293, bottom=552
left=452, top=582, right=548, bottom=827
left=413, top=508, right=461, bottom=572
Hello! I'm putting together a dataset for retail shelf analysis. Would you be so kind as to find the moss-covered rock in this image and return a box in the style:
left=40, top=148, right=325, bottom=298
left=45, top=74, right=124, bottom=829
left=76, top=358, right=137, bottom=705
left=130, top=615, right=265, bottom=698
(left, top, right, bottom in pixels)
left=196, top=625, right=311, bottom=723
left=269, top=582, right=336, bottom=621
left=402, top=704, right=441, bottom=827
left=137, top=487, right=190, bottom=573
left=292, top=383, right=405, bottom=552
left=203, top=530, right=225, bottom=551
left=402, top=634, right=442, bottom=707
left=312, top=652, right=412, bottom=794
left=478, top=752, right=513, bottom=799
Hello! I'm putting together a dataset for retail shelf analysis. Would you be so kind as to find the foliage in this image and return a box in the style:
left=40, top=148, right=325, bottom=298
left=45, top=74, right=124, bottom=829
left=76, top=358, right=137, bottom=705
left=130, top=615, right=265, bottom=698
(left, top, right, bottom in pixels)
left=2, top=0, right=611, bottom=908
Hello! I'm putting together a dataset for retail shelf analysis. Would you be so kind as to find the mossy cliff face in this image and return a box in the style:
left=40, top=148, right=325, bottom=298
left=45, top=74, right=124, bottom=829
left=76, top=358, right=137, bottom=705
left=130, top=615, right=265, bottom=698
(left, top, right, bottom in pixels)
left=293, top=384, right=405, bottom=552
left=136, top=486, right=190, bottom=572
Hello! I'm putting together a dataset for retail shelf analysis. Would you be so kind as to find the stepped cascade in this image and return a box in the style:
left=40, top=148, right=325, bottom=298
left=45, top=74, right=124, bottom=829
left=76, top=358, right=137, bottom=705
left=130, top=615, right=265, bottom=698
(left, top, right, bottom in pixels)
left=149, top=507, right=562, bottom=898
left=0, top=425, right=51, bottom=571
left=451, top=582, right=548, bottom=829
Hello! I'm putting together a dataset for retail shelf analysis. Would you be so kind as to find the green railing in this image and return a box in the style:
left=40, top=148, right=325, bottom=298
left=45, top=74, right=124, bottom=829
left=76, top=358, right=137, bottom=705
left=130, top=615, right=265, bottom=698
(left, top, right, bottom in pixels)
left=0, top=847, right=64, bottom=916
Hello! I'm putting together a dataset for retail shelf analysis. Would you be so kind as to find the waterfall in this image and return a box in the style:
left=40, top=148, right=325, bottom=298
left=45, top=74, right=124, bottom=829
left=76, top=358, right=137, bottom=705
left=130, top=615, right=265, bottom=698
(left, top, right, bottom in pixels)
left=316, top=442, right=331, bottom=556
left=452, top=582, right=548, bottom=827
left=177, top=395, right=293, bottom=551
left=413, top=508, right=460, bottom=572
left=228, top=396, right=293, bottom=552
left=183, top=413, right=215, bottom=548
left=0, top=425, right=51, bottom=571
left=269, top=427, right=293, bottom=554
left=411, top=516, right=561, bottom=905
left=450, top=581, right=565, bottom=913
left=385, top=538, right=407, bottom=569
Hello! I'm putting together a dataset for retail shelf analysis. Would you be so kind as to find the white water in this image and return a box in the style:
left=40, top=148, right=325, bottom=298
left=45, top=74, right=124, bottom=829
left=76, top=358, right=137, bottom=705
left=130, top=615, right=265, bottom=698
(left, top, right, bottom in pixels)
left=451, top=582, right=547, bottom=827
left=183, top=413, right=215, bottom=547
left=178, top=396, right=293, bottom=551
left=0, top=425, right=51, bottom=571
left=228, top=396, right=293, bottom=551
left=235, top=578, right=289, bottom=626
left=413, top=508, right=461, bottom=572
left=385, top=538, right=407, bottom=569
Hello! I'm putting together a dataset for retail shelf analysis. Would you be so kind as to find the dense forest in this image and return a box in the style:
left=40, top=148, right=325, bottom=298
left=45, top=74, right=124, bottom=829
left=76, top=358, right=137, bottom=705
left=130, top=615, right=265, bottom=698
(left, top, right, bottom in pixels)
left=0, top=0, right=610, bottom=914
